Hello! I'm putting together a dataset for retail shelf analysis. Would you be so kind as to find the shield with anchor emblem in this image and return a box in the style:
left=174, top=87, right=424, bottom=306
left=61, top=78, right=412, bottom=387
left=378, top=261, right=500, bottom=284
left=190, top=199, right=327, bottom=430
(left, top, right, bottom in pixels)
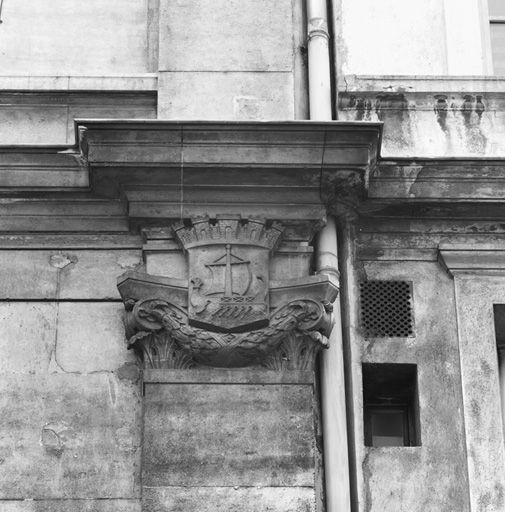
left=174, top=217, right=283, bottom=333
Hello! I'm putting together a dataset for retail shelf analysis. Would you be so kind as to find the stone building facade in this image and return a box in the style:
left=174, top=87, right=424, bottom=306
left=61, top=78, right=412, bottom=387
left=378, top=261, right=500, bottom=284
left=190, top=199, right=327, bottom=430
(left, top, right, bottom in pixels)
left=1, top=1, right=505, bottom=511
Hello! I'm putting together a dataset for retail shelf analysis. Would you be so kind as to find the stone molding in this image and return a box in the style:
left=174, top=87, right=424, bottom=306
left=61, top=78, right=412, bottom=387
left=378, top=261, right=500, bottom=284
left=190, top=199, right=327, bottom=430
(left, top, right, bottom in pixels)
left=0, top=74, right=158, bottom=91
left=438, top=244, right=505, bottom=276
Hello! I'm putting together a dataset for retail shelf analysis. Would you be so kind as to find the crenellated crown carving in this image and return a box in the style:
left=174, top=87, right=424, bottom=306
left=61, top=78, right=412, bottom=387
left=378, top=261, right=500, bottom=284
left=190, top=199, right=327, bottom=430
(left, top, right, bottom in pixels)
left=173, top=216, right=283, bottom=251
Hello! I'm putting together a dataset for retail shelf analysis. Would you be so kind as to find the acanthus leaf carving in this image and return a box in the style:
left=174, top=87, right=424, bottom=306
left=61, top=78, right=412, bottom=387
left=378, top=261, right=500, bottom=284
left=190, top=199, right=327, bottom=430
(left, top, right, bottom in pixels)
left=127, top=329, right=195, bottom=370
left=261, top=330, right=329, bottom=371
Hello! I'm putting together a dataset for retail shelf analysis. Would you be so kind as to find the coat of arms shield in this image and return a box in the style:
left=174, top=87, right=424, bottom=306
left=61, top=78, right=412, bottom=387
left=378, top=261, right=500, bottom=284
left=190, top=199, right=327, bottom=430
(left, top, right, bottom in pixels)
left=174, top=217, right=283, bottom=333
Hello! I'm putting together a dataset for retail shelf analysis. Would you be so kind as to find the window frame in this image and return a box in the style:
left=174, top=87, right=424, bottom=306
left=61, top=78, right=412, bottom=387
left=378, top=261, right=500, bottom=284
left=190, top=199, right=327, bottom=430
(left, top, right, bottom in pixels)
left=486, top=0, right=505, bottom=74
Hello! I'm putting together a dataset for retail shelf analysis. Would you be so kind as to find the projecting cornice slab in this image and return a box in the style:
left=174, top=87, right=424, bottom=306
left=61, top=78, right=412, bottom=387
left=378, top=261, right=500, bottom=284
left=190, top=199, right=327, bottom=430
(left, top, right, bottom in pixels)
left=72, top=119, right=382, bottom=220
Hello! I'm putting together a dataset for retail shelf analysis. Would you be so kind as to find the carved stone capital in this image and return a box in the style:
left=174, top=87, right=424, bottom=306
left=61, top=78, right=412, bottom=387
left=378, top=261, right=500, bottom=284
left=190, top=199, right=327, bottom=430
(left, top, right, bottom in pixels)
left=262, top=330, right=329, bottom=371
left=118, top=217, right=338, bottom=370
left=124, top=297, right=333, bottom=368
left=128, top=330, right=194, bottom=369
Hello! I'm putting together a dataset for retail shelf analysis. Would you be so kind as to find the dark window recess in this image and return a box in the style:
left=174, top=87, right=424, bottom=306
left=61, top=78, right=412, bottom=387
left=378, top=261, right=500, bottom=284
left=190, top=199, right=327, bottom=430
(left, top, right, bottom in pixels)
left=363, top=363, right=420, bottom=447
left=359, top=281, right=414, bottom=337
left=493, top=304, right=505, bottom=346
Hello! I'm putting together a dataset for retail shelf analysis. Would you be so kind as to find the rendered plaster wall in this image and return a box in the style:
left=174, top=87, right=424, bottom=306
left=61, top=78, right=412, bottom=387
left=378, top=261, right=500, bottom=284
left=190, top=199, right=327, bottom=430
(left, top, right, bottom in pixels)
left=335, top=0, right=489, bottom=76
left=351, top=258, right=470, bottom=512
left=0, top=0, right=154, bottom=75
left=0, top=248, right=143, bottom=511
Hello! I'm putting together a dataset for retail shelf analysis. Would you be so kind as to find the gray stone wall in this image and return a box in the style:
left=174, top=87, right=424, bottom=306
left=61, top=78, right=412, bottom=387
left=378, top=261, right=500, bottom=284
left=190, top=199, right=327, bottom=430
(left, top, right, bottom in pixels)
left=0, top=248, right=144, bottom=511
left=355, top=260, right=469, bottom=511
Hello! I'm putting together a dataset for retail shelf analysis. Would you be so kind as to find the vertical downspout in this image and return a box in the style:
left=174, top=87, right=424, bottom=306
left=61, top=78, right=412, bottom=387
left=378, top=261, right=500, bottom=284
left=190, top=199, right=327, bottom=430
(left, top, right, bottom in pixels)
left=316, top=217, right=352, bottom=512
left=307, top=0, right=332, bottom=121
left=307, top=1, right=352, bottom=511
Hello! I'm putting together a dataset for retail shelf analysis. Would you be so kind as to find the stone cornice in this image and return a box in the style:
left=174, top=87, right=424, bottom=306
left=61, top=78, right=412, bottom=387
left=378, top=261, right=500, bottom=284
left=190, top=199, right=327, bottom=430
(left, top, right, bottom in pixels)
left=438, top=244, right=505, bottom=276
left=370, top=159, right=505, bottom=202
left=0, top=121, right=383, bottom=232
left=341, top=75, right=505, bottom=94
left=0, top=74, right=158, bottom=91
left=72, top=120, right=382, bottom=220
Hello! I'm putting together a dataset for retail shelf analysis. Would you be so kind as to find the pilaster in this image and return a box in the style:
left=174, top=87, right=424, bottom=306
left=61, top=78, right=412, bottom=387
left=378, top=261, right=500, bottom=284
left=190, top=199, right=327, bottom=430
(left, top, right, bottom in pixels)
left=118, top=216, right=334, bottom=511
left=438, top=244, right=505, bottom=512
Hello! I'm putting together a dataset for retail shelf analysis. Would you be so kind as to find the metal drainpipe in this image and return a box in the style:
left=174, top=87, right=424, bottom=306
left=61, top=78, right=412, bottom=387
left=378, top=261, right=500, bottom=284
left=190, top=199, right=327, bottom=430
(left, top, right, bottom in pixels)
left=307, top=0, right=332, bottom=121
left=309, top=1, right=352, bottom=511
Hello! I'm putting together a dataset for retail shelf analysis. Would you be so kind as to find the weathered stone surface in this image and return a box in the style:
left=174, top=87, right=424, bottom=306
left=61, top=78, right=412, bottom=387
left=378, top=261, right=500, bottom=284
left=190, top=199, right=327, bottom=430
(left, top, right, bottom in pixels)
left=0, top=0, right=150, bottom=75
left=57, top=250, right=142, bottom=299
left=80, top=120, right=380, bottom=172
left=0, top=252, right=59, bottom=299
left=0, top=104, right=68, bottom=145
left=142, top=486, right=315, bottom=512
left=0, top=92, right=156, bottom=145
left=159, top=0, right=293, bottom=72
left=145, top=251, right=187, bottom=279
left=0, top=500, right=140, bottom=512
left=270, top=249, right=313, bottom=281
left=370, top=161, right=505, bottom=201
left=0, top=216, right=129, bottom=233
left=55, top=303, right=135, bottom=373
left=357, top=261, right=470, bottom=511
left=0, top=75, right=157, bottom=91
left=158, top=72, right=295, bottom=120
left=0, top=303, right=57, bottom=374
left=451, top=276, right=505, bottom=512
left=143, top=382, right=315, bottom=487
left=338, top=83, right=505, bottom=158
left=0, top=373, right=141, bottom=499
left=0, top=149, right=87, bottom=188
left=364, top=448, right=466, bottom=512
left=0, top=250, right=141, bottom=299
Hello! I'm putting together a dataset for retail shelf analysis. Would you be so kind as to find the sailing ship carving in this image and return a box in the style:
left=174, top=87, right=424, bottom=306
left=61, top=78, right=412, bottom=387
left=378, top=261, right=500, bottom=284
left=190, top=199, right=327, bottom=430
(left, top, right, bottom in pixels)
left=185, top=225, right=272, bottom=333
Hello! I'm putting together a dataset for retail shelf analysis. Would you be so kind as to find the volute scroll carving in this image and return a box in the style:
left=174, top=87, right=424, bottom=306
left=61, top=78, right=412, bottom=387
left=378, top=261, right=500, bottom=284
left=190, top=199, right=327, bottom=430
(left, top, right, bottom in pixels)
left=119, top=217, right=338, bottom=370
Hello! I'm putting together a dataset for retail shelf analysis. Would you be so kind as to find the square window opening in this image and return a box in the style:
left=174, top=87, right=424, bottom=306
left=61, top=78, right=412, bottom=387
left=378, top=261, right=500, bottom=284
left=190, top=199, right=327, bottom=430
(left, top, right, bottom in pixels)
left=363, top=363, right=420, bottom=447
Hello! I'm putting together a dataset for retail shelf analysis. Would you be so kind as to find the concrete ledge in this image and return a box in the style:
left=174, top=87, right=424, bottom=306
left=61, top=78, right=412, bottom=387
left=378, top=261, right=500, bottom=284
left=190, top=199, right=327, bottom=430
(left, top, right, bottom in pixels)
left=142, top=487, right=315, bottom=512
left=342, top=74, right=505, bottom=93
left=0, top=74, right=158, bottom=91
left=438, top=244, right=505, bottom=275
left=0, top=500, right=141, bottom=512
left=143, top=368, right=314, bottom=385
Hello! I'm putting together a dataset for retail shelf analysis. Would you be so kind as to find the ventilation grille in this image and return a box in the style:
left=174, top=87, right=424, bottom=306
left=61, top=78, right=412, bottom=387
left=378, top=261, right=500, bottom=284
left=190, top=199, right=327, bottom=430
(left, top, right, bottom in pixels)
left=360, top=281, right=414, bottom=337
